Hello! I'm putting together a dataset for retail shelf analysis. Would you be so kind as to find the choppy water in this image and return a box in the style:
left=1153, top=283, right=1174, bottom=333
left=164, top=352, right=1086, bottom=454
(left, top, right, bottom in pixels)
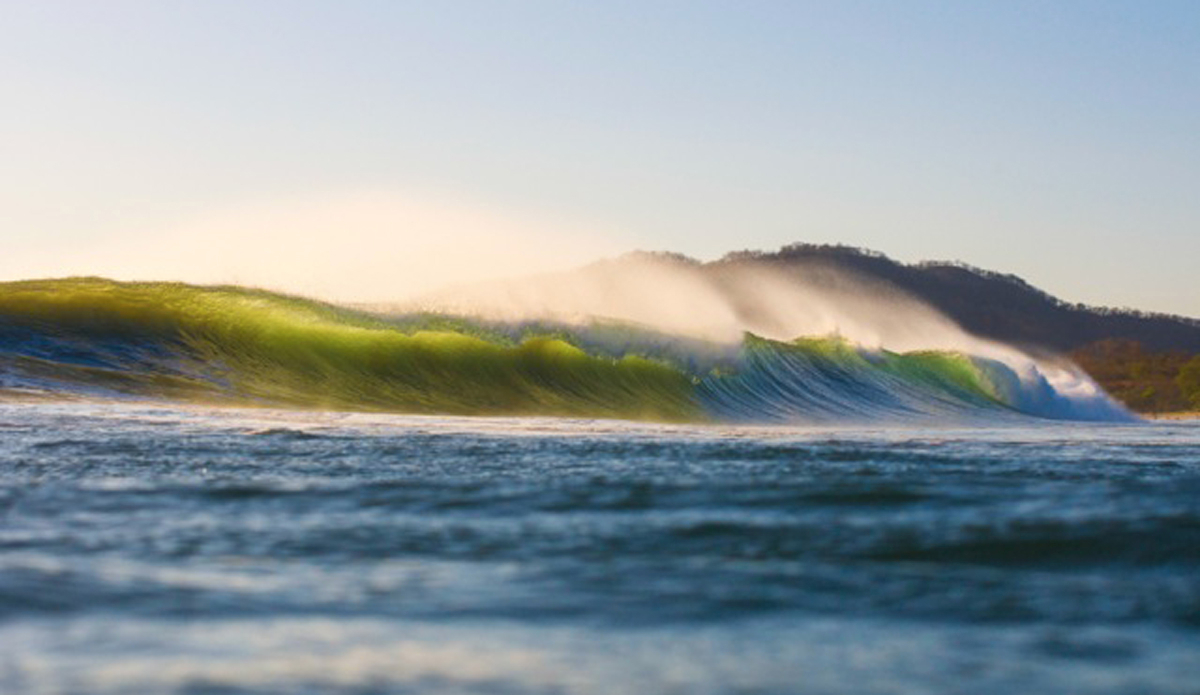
left=1, top=400, right=1198, bottom=694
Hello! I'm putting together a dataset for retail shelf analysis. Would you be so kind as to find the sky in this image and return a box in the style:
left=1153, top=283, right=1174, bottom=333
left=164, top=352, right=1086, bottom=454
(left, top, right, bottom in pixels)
left=1, top=1, right=1197, bottom=313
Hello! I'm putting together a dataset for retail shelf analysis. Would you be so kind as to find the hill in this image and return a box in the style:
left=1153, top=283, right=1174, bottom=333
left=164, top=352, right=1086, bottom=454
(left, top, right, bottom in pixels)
left=712, top=243, right=1200, bottom=354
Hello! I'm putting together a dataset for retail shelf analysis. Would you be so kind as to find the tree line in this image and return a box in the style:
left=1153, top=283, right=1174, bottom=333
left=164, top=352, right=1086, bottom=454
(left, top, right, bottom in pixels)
left=1071, top=339, right=1200, bottom=413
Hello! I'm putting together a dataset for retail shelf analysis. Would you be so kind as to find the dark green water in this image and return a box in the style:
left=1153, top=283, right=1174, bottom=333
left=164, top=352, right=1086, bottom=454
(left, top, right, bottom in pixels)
left=1, top=401, right=1198, bottom=694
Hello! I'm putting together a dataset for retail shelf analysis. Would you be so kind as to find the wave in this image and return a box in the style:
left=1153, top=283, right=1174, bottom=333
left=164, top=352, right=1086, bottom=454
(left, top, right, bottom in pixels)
left=0, top=278, right=1133, bottom=423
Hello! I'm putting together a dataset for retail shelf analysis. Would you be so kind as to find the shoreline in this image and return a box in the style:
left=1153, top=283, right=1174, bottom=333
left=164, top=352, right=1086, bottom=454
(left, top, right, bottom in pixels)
left=1142, top=411, right=1200, bottom=421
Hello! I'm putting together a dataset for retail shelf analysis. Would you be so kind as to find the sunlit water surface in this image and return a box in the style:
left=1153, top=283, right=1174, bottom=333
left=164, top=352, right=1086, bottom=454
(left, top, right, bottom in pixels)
left=1, top=400, right=1198, bottom=694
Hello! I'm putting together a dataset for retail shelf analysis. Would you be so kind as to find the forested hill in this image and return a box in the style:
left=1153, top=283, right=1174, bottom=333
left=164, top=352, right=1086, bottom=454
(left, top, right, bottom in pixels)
left=712, top=244, right=1200, bottom=355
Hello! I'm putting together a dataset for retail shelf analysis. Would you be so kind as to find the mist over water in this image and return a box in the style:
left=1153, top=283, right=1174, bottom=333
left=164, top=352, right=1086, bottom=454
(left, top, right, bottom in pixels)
left=407, top=251, right=1131, bottom=421
left=412, top=252, right=980, bottom=347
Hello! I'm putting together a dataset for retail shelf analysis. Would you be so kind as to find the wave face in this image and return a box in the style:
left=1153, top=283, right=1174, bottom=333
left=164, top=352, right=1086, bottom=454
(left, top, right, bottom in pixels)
left=0, top=279, right=1133, bottom=423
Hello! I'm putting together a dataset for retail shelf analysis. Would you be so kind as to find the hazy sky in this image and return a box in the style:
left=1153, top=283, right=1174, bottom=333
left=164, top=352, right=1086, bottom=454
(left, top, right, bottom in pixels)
left=2, top=1, right=1197, bottom=313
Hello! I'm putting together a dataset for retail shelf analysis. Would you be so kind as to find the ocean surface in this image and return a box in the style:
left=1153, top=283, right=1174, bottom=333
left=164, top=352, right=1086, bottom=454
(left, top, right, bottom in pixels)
left=1, top=399, right=1198, bottom=694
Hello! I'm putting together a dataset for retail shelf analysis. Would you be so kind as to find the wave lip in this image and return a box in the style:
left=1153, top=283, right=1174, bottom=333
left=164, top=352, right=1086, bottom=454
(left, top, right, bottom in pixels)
left=0, top=278, right=1133, bottom=424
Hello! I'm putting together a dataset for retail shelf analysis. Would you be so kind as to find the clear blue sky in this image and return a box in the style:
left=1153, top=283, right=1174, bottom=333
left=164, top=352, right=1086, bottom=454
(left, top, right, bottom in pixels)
left=2, top=1, right=1197, bottom=313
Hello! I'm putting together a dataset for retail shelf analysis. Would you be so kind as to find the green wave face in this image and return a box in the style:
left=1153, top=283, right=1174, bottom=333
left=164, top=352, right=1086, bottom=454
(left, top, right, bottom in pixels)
left=873, top=349, right=1001, bottom=402
left=0, top=278, right=1129, bottom=422
left=0, top=279, right=701, bottom=421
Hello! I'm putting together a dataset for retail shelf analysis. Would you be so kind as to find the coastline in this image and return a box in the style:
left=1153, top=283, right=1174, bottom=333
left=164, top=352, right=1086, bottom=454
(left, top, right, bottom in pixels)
left=1143, top=411, right=1200, bottom=421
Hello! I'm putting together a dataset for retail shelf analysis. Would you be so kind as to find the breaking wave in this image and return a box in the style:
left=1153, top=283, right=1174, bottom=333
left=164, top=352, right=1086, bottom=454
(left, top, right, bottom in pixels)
left=0, top=278, right=1132, bottom=423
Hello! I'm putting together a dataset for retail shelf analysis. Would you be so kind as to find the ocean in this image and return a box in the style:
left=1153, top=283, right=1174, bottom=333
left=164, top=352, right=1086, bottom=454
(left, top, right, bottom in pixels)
left=2, top=400, right=1198, bottom=694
